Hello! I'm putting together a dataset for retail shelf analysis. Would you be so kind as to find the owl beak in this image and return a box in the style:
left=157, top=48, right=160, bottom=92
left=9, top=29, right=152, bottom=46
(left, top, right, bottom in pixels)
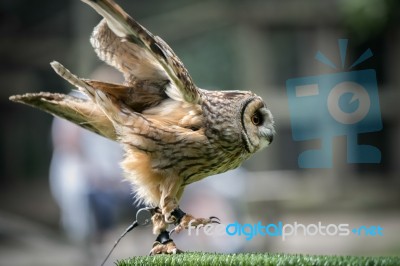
left=258, top=130, right=274, bottom=151
left=261, top=127, right=275, bottom=147
left=267, top=133, right=274, bottom=144
left=260, top=108, right=274, bottom=145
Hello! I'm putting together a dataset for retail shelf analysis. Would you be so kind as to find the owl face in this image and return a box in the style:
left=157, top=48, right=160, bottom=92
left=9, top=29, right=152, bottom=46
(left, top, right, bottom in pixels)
left=241, top=96, right=275, bottom=154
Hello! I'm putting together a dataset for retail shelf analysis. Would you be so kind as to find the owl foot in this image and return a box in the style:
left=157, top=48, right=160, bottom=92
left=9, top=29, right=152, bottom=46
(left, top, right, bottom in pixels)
left=170, top=208, right=220, bottom=234
left=149, top=231, right=183, bottom=255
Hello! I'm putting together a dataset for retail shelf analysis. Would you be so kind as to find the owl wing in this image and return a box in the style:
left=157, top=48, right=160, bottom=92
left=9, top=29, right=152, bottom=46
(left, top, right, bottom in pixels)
left=83, top=0, right=201, bottom=104
left=9, top=92, right=116, bottom=140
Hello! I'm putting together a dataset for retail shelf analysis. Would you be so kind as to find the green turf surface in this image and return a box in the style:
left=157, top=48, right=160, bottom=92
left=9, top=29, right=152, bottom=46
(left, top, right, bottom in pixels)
left=117, top=252, right=400, bottom=266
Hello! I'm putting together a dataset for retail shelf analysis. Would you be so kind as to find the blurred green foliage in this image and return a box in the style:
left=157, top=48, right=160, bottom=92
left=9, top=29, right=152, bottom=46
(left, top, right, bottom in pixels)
left=340, top=0, right=400, bottom=42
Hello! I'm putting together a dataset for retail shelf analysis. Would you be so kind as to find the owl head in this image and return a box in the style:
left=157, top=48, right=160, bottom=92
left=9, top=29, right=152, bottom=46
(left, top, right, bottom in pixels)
left=202, top=90, right=275, bottom=154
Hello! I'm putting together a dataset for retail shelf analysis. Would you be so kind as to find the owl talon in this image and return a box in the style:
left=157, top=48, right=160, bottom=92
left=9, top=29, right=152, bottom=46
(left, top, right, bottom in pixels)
left=149, top=241, right=183, bottom=255
left=149, top=231, right=182, bottom=255
left=209, top=216, right=221, bottom=224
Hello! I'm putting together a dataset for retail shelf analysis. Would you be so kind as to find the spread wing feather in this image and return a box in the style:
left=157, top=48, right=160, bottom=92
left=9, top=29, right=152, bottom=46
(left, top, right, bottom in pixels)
left=10, top=92, right=116, bottom=140
left=83, top=0, right=201, bottom=104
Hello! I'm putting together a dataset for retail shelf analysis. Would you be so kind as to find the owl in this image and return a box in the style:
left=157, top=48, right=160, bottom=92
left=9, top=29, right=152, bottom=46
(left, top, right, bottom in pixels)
left=10, top=0, right=274, bottom=255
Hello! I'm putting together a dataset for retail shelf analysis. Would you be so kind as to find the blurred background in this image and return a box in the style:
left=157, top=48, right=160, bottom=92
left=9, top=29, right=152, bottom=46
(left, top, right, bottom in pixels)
left=1, top=0, right=400, bottom=265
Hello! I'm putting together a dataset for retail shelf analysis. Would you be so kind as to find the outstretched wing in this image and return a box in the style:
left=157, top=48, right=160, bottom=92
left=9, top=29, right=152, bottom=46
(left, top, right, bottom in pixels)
left=83, top=0, right=201, bottom=104
left=10, top=92, right=116, bottom=140
left=10, top=0, right=202, bottom=140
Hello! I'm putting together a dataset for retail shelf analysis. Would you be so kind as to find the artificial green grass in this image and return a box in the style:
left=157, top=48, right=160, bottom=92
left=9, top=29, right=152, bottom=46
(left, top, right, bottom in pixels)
left=117, top=252, right=400, bottom=266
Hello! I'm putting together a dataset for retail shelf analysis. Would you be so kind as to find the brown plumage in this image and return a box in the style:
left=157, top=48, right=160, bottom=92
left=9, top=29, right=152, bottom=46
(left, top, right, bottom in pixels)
left=10, top=0, right=275, bottom=255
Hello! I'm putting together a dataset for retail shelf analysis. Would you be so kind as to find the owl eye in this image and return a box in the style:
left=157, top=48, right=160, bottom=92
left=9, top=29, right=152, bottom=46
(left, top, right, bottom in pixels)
left=251, top=111, right=263, bottom=126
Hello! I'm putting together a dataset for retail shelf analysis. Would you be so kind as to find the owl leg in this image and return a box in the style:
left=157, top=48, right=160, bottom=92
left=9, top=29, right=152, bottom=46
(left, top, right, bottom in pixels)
left=158, top=177, right=183, bottom=224
left=170, top=207, right=220, bottom=234
left=160, top=178, right=220, bottom=233
left=149, top=208, right=182, bottom=255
